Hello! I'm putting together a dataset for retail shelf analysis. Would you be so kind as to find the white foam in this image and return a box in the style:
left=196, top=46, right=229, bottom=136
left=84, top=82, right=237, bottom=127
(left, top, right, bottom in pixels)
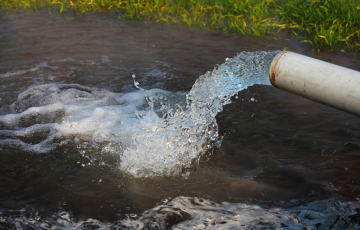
left=1, top=197, right=358, bottom=229
left=0, top=83, right=185, bottom=155
left=121, top=196, right=360, bottom=230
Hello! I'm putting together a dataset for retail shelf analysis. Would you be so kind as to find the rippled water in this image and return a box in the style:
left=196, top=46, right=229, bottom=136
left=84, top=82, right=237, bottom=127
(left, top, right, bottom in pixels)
left=1, top=10, right=360, bottom=229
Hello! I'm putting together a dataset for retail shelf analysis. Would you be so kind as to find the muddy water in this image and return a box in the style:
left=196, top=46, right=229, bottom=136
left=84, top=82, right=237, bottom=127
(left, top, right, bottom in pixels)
left=1, top=10, right=360, bottom=229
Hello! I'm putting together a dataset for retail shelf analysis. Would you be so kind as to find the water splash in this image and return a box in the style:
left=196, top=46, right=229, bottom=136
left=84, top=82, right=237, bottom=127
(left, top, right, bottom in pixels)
left=120, top=51, right=280, bottom=178
left=0, top=83, right=185, bottom=155
left=0, top=197, right=357, bottom=230
left=121, top=197, right=359, bottom=230
left=0, top=51, right=279, bottom=177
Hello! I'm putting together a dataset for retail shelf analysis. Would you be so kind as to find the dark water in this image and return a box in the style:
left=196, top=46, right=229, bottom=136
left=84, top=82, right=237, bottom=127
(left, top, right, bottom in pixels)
left=1, top=10, right=360, bottom=229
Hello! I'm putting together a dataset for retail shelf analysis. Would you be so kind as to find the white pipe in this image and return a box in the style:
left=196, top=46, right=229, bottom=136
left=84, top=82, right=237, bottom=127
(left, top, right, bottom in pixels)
left=269, top=51, right=360, bottom=116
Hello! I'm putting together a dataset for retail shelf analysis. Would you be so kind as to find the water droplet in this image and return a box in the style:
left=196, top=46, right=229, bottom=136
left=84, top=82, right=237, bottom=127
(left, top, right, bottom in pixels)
left=250, top=98, right=255, bottom=101
left=235, top=96, right=238, bottom=99
left=132, top=74, right=135, bottom=78
left=99, top=179, right=102, bottom=182
left=182, top=171, right=190, bottom=179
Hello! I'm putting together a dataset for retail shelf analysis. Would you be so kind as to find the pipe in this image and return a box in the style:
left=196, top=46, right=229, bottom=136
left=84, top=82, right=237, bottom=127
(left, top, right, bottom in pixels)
left=269, top=51, right=360, bottom=117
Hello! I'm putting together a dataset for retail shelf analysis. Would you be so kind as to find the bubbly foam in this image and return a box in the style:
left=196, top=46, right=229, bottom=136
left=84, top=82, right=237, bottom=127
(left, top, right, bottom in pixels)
left=0, top=83, right=186, bottom=155
left=122, top=196, right=360, bottom=230
left=0, top=196, right=358, bottom=229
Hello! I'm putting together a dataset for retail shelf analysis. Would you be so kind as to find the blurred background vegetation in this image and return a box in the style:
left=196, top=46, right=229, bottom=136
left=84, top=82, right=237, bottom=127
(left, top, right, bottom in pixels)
left=1, top=0, right=359, bottom=54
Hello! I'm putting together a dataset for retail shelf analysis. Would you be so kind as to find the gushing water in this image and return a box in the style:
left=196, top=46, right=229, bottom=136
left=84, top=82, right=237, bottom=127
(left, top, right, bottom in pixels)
left=0, top=51, right=279, bottom=178
left=120, top=51, right=280, bottom=178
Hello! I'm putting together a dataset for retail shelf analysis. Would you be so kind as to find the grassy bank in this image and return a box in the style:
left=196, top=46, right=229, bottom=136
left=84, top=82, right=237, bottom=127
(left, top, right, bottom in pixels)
left=1, top=0, right=359, bottom=54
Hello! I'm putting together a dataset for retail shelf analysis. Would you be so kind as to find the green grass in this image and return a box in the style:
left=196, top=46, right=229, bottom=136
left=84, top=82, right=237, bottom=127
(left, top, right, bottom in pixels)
left=0, top=0, right=359, bottom=54
left=277, top=0, right=360, bottom=53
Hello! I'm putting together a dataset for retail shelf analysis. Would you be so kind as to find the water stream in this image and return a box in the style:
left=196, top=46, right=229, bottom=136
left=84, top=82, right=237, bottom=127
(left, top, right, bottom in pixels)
left=120, top=51, right=280, bottom=178
left=0, top=51, right=279, bottom=177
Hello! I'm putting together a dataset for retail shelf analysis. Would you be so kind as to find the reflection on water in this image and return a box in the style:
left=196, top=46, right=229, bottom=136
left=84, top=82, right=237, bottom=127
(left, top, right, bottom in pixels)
left=0, top=10, right=360, bottom=229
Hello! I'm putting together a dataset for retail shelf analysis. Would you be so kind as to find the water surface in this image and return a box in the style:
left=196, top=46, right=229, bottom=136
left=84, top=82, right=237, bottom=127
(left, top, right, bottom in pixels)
left=1, top=10, right=360, bottom=229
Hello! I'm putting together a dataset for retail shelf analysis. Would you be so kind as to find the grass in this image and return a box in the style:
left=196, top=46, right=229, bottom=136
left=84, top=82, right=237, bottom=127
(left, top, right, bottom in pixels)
left=0, top=0, right=359, bottom=54
left=277, top=0, right=360, bottom=53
